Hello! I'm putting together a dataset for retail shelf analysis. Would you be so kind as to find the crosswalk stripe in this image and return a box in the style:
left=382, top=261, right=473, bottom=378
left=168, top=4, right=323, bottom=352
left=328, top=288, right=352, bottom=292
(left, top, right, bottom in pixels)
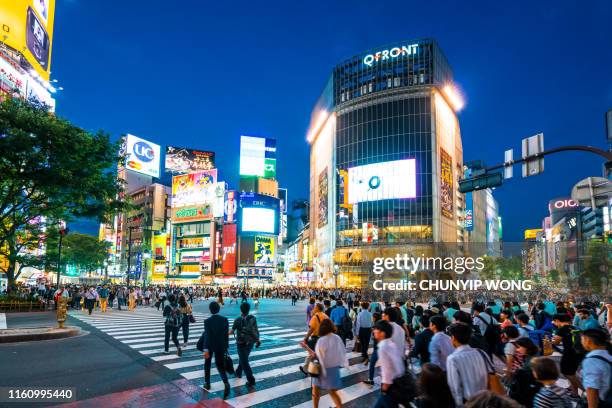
left=290, top=376, right=381, bottom=408
left=210, top=353, right=360, bottom=396
left=179, top=350, right=308, bottom=378
left=113, top=326, right=284, bottom=340
left=225, top=361, right=368, bottom=407
left=156, top=344, right=303, bottom=363
left=117, top=327, right=291, bottom=343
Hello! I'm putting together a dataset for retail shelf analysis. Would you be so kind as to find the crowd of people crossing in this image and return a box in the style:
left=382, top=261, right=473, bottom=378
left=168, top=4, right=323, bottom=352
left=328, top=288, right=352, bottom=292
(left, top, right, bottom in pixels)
left=7, top=280, right=612, bottom=407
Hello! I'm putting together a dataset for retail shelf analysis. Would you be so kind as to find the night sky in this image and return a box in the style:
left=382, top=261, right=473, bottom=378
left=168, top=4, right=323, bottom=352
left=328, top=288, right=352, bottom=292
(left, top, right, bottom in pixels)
left=53, top=0, right=612, bottom=242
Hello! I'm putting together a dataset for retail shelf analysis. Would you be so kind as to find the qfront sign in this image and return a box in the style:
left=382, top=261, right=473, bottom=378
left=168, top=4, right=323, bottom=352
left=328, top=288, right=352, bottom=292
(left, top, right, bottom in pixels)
left=363, top=44, right=419, bottom=67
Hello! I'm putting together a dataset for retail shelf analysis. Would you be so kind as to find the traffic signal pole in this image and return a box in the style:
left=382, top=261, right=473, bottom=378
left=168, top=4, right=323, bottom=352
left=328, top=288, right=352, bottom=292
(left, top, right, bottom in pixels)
left=460, top=144, right=612, bottom=193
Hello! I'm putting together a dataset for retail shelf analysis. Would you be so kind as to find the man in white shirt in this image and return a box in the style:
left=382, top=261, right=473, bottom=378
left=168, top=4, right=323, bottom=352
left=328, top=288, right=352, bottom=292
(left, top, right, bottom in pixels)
left=446, top=323, right=491, bottom=408
left=373, top=320, right=405, bottom=408
left=382, top=307, right=406, bottom=358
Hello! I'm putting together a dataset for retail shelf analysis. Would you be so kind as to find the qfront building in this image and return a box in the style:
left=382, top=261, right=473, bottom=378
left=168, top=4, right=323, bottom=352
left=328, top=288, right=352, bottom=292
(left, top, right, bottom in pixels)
left=307, top=39, right=467, bottom=287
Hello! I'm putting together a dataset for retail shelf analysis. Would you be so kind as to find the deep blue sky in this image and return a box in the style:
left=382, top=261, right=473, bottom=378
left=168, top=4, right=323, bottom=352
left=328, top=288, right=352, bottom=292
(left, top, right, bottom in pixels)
left=53, top=0, right=612, bottom=242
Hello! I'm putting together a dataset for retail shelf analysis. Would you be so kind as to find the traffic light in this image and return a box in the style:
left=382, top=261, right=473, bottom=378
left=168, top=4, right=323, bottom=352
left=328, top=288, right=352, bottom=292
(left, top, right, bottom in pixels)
left=458, top=172, right=503, bottom=193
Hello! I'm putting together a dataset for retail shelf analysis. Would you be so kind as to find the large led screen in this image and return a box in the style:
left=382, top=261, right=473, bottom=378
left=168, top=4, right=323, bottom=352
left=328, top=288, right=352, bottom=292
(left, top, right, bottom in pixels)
left=165, top=146, right=215, bottom=173
left=239, top=136, right=276, bottom=178
left=242, top=208, right=276, bottom=234
left=347, top=159, right=416, bottom=204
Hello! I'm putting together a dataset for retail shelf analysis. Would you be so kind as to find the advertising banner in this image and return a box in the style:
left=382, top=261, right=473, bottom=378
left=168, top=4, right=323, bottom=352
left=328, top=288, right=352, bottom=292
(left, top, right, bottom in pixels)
left=171, top=170, right=217, bottom=207
left=0, top=0, right=56, bottom=81
left=125, top=134, right=161, bottom=178
left=221, top=224, right=237, bottom=274
left=440, top=148, right=453, bottom=219
left=165, top=146, right=215, bottom=173
left=464, top=192, right=474, bottom=231
left=224, top=190, right=238, bottom=223
left=254, top=235, right=275, bottom=266
left=171, top=205, right=213, bottom=223
left=237, top=267, right=274, bottom=279
left=347, top=159, right=416, bottom=204
left=239, top=136, right=277, bottom=179
left=318, top=168, right=328, bottom=227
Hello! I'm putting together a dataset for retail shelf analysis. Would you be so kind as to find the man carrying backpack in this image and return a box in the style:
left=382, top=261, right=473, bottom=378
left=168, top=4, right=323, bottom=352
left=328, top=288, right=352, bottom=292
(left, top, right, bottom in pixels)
left=473, top=303, right=501, bottom=358
left=230, top=302, right=260, bottom=387
left=552, top=313, right=583, bottom=397
left=162, top=294, right=183, bottom=356
left=330, top=299, right=351, bottom=345
left=580, top=329, right=612, bottom=408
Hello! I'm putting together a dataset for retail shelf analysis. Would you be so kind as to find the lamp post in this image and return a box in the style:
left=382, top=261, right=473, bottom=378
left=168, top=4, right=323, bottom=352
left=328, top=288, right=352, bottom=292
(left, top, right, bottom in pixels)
left=333, top=264, right=339, bottom=290
left=56, top=223, right=68, bottom=288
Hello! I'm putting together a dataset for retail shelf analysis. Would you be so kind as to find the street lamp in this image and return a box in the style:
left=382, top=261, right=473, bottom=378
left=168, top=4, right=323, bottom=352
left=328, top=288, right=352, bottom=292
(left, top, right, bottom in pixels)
left=333, top=264, right=339, bottom=290
left=56, top=223, right=68, bottom=288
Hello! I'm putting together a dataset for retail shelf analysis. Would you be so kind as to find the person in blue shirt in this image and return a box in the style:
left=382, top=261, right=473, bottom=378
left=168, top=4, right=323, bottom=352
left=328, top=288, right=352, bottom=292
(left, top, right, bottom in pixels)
left=330, top=300, right=349, bottom=344
left=576, top=309, right=601, bottom=331
left=580, top=329, right=612, bottom=408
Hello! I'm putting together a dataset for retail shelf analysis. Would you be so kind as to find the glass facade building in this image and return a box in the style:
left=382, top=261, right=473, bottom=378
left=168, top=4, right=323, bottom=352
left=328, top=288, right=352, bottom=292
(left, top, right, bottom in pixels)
left=308, top=39, right=465, bottom=286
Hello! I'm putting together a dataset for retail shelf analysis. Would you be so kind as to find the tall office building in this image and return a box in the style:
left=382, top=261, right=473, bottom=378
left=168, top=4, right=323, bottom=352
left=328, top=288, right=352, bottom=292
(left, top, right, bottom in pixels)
left=307, top=39, right=466, bottom=286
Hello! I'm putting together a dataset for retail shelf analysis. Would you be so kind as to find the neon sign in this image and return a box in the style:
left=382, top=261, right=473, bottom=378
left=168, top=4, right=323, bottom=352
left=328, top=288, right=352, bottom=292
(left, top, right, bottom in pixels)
left=363, top=44, right=419, bottom=67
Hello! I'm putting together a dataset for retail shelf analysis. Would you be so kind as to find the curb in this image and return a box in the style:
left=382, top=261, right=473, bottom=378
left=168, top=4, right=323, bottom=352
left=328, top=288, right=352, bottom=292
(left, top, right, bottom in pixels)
left=0, top=326, right=81, bottom=343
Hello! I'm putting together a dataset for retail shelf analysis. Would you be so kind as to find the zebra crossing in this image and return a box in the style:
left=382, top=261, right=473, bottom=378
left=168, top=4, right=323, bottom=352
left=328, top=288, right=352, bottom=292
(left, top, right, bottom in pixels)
left=69, top=307, right=382, bottom=407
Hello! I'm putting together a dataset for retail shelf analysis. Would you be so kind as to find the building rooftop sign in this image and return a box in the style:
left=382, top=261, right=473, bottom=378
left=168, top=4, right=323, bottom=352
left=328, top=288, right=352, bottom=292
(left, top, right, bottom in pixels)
left=363, top=44, right=419, bottom=67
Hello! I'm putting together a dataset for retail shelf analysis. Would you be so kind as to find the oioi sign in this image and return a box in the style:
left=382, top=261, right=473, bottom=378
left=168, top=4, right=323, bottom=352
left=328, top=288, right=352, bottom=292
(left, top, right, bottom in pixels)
left=363, top=44, right=419, bottom=67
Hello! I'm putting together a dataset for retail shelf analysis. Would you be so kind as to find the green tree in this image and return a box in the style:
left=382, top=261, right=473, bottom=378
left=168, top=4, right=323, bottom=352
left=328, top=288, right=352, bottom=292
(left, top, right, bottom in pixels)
left=61, top=233, right=109, bottom=275
left=582, top=241, right=612, bottom=295
left=0, top=99, right=127, bottom=293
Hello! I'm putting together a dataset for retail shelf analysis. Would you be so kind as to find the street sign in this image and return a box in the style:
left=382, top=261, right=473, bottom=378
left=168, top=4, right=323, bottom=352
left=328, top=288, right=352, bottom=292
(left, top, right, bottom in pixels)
left=504, top=149, right=513, bottom=179
left=571, top=177, right=612, bottom=208
left=459, top=172, right=503, bottom=193
left=522, top=133, right=544, bottom=177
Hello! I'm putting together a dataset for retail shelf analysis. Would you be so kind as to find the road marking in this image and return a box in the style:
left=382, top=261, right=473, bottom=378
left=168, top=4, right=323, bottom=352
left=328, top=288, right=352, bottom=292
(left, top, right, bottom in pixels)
left=224, top=358, right=366, bottom=407
left=113, top=326, right=283, bottom=340
left=290, top=376, right=381, bottom=408
left=117, top=327, right=289, bottom=343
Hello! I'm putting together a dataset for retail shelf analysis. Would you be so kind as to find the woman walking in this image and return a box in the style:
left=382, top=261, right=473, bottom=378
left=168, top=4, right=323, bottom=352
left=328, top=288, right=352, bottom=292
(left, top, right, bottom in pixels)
left=300, top=319, right=345, bottom=408
left=178, top=295, right=192, bottom=345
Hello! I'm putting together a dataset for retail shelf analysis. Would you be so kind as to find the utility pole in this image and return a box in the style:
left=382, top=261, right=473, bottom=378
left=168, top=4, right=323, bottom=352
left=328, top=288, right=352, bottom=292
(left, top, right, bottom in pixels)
left=56, top=224, right=68, bottom=288
left=126, top=226, right=132, bottom=287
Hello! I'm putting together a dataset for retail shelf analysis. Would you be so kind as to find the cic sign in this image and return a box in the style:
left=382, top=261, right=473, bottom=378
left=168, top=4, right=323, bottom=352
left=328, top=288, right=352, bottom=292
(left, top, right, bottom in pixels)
left=363, top=44, right=419, bottom=67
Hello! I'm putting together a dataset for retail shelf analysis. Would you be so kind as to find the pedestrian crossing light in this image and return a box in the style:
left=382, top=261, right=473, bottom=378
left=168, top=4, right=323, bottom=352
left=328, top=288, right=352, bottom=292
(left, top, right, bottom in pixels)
left=459, top=172, right=503, bottom=193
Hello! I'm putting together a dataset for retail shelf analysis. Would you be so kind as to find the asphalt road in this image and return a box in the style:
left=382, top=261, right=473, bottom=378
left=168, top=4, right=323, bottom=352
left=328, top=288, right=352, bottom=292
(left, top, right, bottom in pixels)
left=0, top=298, right=381, bottom=407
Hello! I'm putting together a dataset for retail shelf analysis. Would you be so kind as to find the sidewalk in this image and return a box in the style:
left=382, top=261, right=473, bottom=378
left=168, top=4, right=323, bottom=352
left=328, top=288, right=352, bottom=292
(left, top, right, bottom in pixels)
left=4, top=311, right=59, bottom=328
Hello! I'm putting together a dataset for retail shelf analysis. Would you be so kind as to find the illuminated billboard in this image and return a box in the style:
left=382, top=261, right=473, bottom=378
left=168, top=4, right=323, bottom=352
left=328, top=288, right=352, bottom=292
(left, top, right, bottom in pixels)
left=239, top=192, right=280, bottom=235
left=239, top=136, right=276, bottom=179
left=0, top=0, right=56, bottom=81
left=125, top=134, right=161, bottom=178
left=440, top=149, right=453, bottom=219
left=254, top=236, right=275, bottom=266
left=221, top=224, right=237, bottom=273
left=165, top=146, right=215, bottom=173
left=347, top=159, right=416, bottom=204
left=171, top=170, right=217, bottom=207
left=224, top=190, right=238, bottom=223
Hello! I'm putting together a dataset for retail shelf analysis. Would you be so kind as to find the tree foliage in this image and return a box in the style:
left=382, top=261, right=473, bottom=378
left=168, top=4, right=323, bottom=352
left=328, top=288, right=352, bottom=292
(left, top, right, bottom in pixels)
left=0, top=99, right=127, bottom=292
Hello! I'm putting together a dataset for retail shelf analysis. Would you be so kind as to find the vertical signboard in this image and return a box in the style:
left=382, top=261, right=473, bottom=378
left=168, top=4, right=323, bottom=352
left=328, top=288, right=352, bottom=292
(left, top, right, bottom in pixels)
left=318, top=168, right=328, bottom=227
left=221, top=224, right=237, bottom=273
left=440, top=148, right=454, bottom=219
left=464, top=191, right=474, bottom=231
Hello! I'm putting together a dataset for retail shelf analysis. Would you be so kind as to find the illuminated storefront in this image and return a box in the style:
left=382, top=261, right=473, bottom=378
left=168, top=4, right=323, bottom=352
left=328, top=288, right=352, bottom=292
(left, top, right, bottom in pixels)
left=308, top=39, right=465, bottom=287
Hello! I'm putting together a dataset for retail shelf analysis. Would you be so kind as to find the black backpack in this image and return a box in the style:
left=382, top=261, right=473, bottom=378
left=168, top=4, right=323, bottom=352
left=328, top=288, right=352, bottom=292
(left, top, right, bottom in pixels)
left=341, top=309, right=353, bottom=336
left=235, top=315, right=258, bottom=345
left=477, top=315, right=501, bottom=351
left=508, top=359, right=542, bottom=408
left=165, top=304, right=182, bottom=327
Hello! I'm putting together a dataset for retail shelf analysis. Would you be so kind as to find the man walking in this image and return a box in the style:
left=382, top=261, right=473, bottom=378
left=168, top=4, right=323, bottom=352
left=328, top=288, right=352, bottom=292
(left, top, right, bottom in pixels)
left=84, top=286, right=99, bottom=315
left=230, top=302, right=260, bottom=387
left=203, top=301, right=230, bottom=397
left=162, top=294, right=183, bottom=356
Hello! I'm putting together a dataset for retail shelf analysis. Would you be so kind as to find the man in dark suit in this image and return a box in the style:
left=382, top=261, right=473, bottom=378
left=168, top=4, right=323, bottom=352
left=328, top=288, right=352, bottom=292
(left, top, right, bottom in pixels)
left=203, top=301, right=230, bottom=396
left=407, top=315, right=434, bottom=365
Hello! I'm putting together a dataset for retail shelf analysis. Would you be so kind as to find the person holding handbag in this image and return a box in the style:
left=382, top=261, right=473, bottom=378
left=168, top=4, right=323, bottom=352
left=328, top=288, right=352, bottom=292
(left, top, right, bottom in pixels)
left=178, top=295, right=193, bottom=345
left=300, top=318, right=345, bottom=408
left=202, top=301, right=230, bottom=398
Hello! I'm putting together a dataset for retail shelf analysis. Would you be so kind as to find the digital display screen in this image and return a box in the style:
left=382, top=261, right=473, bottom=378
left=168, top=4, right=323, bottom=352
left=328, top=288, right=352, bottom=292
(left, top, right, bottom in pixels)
left=241, top=208, right=276, bottom=234
left=347, top=159, right=416, bottom=204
